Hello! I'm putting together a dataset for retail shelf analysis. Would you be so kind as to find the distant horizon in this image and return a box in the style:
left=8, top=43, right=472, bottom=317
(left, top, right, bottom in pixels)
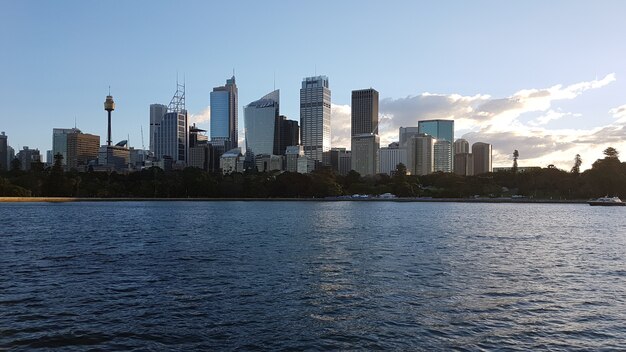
left=2, top=0, right=626, bottom=170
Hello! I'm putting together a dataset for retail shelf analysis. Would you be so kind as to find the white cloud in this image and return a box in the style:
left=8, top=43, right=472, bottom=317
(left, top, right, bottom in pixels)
left=328, top=73, right=623, bottom=170
left=189, top=106, right=210, bottom=126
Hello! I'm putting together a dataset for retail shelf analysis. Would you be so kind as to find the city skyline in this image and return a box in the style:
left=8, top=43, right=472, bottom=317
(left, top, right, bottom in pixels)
left=2, top=1, right=626, bottom=170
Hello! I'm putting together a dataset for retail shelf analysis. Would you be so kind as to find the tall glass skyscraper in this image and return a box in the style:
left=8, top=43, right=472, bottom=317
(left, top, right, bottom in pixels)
left=210, top=76, right=238, bottom=151
left=150, top=83, right=188, bottom=164
left=244, top=90, right=280, bottom=158
left=300, top=76, right=331, bottom=163
left=418, top=119, right=454, bottom=173
left=149, top=104, right=168, bottom=153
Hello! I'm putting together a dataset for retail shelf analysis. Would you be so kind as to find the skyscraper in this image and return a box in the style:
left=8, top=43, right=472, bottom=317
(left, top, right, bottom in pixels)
left=472, top=142, right=493, bottom=175
left=352, top=134, right=379, bottom=176
left=277, top=115, right=299, bottom=155
left=454, top=138, right=469, bottom=155
left=407, top=133, right=434, bottom=176
left=300, top=76, right=331, bottom=163
left=16, top=147, right=41, bottom=171
left=454, top=153, right=474, bottom=176
left=434, top=140, right=452, bottom=172
left=418, top=119, right=454, bottom=173
left=379, top=143, right=407, bottom=175
left=0, top=132, right=7, bottom=171
left=352, top=88, right=379, bottom=136
left=399, top=127, right=420, bottom=148
left=210, top=76, right=238, bottom=152
left=52, top=128, right=81, bottom=169
left=351, top=88, right=379, bottom=176
left=149, top=104, right=168, bottom=153
left=151, top=82, right=188, bottom=165
left=66, top=132, right=99, bottom=170
left=244, top=90, right=280, bottom=159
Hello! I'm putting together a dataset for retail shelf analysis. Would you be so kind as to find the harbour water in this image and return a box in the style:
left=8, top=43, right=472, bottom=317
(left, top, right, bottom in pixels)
left=1, top=201, right=625, bottom=350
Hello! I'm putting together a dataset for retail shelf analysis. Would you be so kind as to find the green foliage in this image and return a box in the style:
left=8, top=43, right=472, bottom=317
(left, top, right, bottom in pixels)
left=1, top=147, right=626, bottom=199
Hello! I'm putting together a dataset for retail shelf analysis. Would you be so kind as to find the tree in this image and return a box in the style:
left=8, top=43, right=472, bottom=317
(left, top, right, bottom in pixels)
left=10, top=158, right=21, bottom=172
left=512, top=150, right=519, bottom=173
left=603, top=147, right=619, bottom=159
left=571, top=154, right=582, bottom=174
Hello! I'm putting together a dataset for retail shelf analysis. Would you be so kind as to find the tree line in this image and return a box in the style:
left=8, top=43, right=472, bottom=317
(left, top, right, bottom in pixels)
left=1, top=148, right=625, bottom=199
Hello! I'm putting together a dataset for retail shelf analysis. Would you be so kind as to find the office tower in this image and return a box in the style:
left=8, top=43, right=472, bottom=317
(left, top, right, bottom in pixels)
left=300, top=76, right=331, bottom=163
left=352, top=134, right=379, bottom=176
left=399, top=127, right=420, bottom=148
left=351, top=88, right=379, bottom=176
left=189, top=124, right=216, bottom=171
left=0, top=132, right=7, bottom=171
left=379, top=143, right=407, bottom=175
left=352, top=88, right=379, bottom=135
left=7, top=146, right=14, bottom=169
left=418, top=119, right=454, bottom=173
left=67, top=132, right=99, bottom=170
left=210, top=76, right=238, bottom=151
left=285, top=146, right=304, bottom=172
left=407, top=133, right=434, bottom=176
left=277, top=116, right=299, bottom=155
left=339, top=151, right=352, bottom=176
left=46, top=150, right=53, bottom=166
left=98, top=143, right=130, bottom=170
left=220, top=148, right=243, bottom=174
left=149, top=104, right=168, bottom=153
left=52, top=128, right=81, bottom=169
left=454, top=153, right=474, bottom=176
left=454, top=138, right=469, bottom=155
left=16, top=147, right=41, bottom=171
left=434, top=140, right=452, bottom=172
left=255, top=154, right=283, bottom=173
left=129, top=148, right=149, bottom=169
left=244, top=90, right=280, bottom=159
left=472, top=142, right=493, bottom=175
left=152, top=82, right=188, bottom=165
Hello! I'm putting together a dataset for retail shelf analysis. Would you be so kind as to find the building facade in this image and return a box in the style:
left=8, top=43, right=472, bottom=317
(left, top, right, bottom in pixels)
left=66, top=132, right=99, bottom=170
left=472, top=142, right=493, bottom=175
left=351, top=88, right=379, bottom=176
left=454, top=153, right=474, bottom=176
left=433, top=140, right=452, bottom=172
left=351, top=134, right=379, bottom=176
left=0, top=132, right=7, bottom=171
left=16, top=147, right=41, bottom=171
left=149, top=104, right=168, bottom=153
left=277, top=116, right=299, bottom=155
left=52, top=128, right=81, bottom=169
left=300, top=76, right=331, bottom=164
left=418, top=119, right=454, bottom=172
left=210, top=76, right=238, bottom=151
left=407, top=134, right=434, bottom=176
left=379, top=144, right=407, bottom=175
left=244, top=90, right=280, bottom=159
left=399, top=127, right=420, bottom=148
left=454, top=138, right=469, bottom=155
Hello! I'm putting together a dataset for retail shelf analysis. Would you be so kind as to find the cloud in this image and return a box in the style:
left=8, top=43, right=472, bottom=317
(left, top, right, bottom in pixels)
left=331, top=104, right=351, bottom=148
left=328, top=73, right=622, bottom=170
left=189, top=106, right=210, bottom=125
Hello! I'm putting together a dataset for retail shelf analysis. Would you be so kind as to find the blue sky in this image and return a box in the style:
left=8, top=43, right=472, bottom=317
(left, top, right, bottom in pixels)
left=1, top=0, right=626, bottom=168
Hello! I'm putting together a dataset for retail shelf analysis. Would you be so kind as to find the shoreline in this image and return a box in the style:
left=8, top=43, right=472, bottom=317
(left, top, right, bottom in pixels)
left=0, top=197, right=588, bottom=204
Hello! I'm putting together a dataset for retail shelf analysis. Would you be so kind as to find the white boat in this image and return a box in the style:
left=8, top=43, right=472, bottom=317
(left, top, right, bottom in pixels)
left=588, top=196, right=625, bottom=206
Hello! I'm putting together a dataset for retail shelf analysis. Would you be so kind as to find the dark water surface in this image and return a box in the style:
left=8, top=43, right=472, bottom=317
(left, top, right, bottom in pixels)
left=1, top=201, right=625, bottom=351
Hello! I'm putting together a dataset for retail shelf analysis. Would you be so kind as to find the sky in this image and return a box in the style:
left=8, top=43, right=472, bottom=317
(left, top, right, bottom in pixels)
left=1, top=0, right=626, bottom=170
